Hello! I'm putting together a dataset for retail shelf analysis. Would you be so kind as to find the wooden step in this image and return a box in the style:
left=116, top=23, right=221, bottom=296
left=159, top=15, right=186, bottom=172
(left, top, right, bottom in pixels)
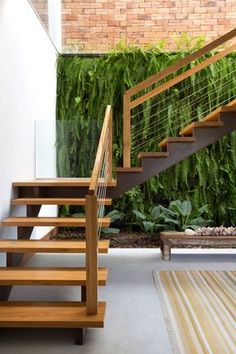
left=202, top=99, right=236, bottom=122
left=0, top=267, right=108, bottom=286
left=225, top=97, right=236, bottom=108
left=0, top=240, right=110, bottom=254
left=159, top=137, right=196, bottom=149
left=114, top=167, right=143, bottom=173
left=202, top=107, right=222, bottom=122
left=179, top=121, right=223, bottom=136
left=12, top=178, right=116, bottom=187
left=1, top=217, right=110, bottom=227
left=0, top=301, right=106, bottom=328
left=138, top=152, right=169, bottom=159
left=11, top=198, right=112, bottom=206
left=220, top=106, right=236, bottom=113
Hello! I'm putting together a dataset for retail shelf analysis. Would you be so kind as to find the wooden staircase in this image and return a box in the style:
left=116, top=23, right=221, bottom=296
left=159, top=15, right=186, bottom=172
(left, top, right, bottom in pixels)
left=113, top=100, right=236, bottom=197
left=0, top=107, right=114, bottom=344
left=111, top=28, right=236, bottom=197
left=1, top=29, right=236, bottom=344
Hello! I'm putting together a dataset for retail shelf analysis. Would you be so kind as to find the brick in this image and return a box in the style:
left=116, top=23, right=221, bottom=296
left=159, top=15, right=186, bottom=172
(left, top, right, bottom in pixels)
left=61, top=0, right=235, bottom=51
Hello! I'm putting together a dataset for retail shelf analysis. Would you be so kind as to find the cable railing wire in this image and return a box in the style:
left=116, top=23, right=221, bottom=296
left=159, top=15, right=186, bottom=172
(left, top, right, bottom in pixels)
left=130, top=69, right=236, bottom=130
left=130, top=85, right=236, bottom=144
left=131, top=93, right=236, bottom=153
left=96, top=134, right=110, bottom=240
left=130, top=60, right=236, bottom=121
left=131, top=76, right=236, bottom=132
left=131, top=86, right=236, bottom=141
left=131, top=94, right=235, bottom=151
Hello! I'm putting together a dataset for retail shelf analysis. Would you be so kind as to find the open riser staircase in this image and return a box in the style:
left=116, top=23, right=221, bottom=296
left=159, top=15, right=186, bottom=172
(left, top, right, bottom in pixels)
left=112, top=27, right=236, bottom=198
left=0, top=29, right=236, bottom=344
left=113, top=104, right=236, bottom=197
left=0, top=107, right=114, bottom=344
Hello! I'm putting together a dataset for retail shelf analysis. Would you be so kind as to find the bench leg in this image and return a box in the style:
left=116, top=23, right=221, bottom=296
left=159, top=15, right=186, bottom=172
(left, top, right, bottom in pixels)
left=160, top=240, right=163, bottom=253
left=162, top=244, right=171, bottom=261
left=75, top=328, right=87, bottom=345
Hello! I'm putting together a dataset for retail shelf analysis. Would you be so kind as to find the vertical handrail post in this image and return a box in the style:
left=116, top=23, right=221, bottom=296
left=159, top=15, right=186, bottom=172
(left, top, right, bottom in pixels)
left=85, top=194, right=98, bottom=315
left=123, top=92, right=131, bottom=167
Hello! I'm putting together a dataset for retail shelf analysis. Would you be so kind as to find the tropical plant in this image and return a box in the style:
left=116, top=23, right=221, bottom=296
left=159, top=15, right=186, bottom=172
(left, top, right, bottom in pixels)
left=71, top=209, right=125, bottom=235
left=159, top=200, right=212, bottom=231
left=132, top=206, right=167, bottom=233
left=132, top=200, right=212, bottom=233
left=101, top=209, right=125, bottom=234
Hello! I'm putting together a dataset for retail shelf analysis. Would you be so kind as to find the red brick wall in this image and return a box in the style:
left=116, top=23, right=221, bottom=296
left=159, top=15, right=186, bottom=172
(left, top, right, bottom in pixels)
left=61, top=0, right=236, bottom=52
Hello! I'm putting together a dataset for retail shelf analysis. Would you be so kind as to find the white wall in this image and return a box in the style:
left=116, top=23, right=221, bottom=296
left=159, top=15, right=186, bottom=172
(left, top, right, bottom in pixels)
left=0, top=0, right=58, bottom=265
left=48, top=0, right=62, bottom=52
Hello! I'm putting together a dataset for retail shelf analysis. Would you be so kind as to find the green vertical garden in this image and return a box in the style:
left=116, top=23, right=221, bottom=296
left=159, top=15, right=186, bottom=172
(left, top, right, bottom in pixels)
left=56, top=46, right=236, bottom=225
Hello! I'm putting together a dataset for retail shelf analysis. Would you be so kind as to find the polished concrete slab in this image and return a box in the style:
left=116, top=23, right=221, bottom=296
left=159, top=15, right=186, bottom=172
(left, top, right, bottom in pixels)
left=0, top=248, right=235, bottom=354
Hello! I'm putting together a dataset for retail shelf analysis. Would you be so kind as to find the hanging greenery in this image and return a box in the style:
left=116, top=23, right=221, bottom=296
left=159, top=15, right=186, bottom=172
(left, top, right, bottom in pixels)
left=56, top=46, right=236, bottom=226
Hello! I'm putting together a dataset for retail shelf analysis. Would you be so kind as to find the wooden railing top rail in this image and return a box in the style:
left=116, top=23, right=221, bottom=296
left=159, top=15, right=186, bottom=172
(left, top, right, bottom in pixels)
left=130, top=44, right=236, bottom=109
left=89, top=105, right=112, bottom=194
left=125, top=28, right=236, bottom=99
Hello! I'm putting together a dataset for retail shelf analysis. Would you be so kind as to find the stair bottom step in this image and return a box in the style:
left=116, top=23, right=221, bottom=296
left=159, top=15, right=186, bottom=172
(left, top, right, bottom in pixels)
left=0, top=301, right=106, bottom=328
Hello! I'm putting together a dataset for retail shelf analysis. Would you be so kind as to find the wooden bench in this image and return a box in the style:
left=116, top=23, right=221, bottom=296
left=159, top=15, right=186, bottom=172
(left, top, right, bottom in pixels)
left=160, top=231, right=236, bottom=260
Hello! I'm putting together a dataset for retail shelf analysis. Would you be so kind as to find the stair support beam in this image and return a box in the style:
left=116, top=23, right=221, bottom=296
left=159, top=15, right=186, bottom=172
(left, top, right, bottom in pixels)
left=112, top=111, right=236, bottom=197
left=0, top=203, right=41, bottom=301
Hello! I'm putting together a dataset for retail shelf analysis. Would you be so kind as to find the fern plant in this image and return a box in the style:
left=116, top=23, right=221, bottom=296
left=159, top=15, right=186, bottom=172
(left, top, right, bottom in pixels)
left=57, top=45, right=236, bottom=225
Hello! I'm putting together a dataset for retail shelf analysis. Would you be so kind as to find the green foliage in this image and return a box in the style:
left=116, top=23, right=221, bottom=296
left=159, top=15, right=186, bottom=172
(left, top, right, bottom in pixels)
left=132, top=206, right=167, bottom=233
left=173, top=32, right=205, bottom=51
left=57, top=46, right=236, bottom=225
left=159, top=200, right=212, bottom=231
left=100, top=209, right=125, bottom=234
left=71, top=209, right=124, bottom=235
left=132, top=200, right=211, bottom=233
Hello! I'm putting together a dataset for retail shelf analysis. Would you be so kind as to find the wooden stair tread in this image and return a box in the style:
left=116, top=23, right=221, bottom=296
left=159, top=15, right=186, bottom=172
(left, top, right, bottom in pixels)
left=0, top=240, right=110, bottom=254
left=225, top=97, right=236, bottom=107
left=159, top=137, right=196, bottom=148
left=114, top=167, right=143, bottom=173
left=202, top=99, right=236, bottom=122
left=0, top=301, right=106, bottom=328
left=0, top=267, right=108, bottom=286
left=202, top=107, right=223, bottom=122
left=220, top=106, right=236, bottom=112
left=1, top=217, right=110, bottom=227
left=179, top=121, right=223, bottom=136
left=138, top=152, right=169, bottom=158
left=11, top=198, right=112, bottom=206
left=12, top=178, right=117, bottom=187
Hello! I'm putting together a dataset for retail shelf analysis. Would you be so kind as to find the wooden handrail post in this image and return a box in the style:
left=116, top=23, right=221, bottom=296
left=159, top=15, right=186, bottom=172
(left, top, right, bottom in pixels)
left=85, top=194, right=98, bottom=315
left=123, top=92, right=131, bottom=167
left=108, top=107, right=113, bottom=182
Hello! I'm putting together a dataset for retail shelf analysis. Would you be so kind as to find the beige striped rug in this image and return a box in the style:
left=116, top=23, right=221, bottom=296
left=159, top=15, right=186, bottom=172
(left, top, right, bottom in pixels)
left=153, top=271, right=236, bottom=354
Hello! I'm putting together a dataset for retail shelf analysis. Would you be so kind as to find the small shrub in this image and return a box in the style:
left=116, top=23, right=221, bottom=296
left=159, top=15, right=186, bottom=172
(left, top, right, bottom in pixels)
left=132, top=199, right=212, bottom=233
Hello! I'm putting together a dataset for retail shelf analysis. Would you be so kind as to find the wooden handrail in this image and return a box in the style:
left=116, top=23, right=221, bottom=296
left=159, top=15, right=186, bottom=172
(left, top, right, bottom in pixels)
left=89, top=105, right=113, bottom=194
left=126, top=28, right=236, bottom=99
left=123, top=28, right=236, bottom=167
left=130, top=44, right=236, bottom=109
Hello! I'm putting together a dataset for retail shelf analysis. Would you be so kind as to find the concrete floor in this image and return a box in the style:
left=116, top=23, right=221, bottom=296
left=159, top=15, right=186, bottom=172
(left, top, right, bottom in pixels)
left=0, top=248, right=235, bottom=354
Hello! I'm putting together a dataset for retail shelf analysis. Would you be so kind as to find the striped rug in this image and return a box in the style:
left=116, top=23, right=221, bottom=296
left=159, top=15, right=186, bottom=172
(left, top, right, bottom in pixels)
left=153, top=271, right=236, bottom=354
